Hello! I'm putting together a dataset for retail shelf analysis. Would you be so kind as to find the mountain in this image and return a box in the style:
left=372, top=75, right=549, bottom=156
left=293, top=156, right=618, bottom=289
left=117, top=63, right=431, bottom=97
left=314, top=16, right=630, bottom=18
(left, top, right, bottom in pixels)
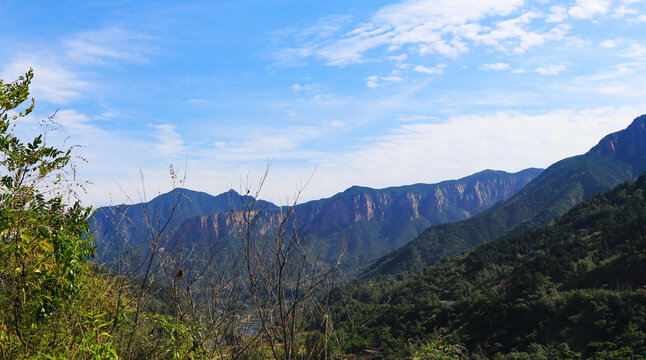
left=331, top=171, right=646, bottom=358
left=289, top=168, right=541, bottom=269
left=91, top=188, right=278, bottom=263
left=360, top=115, right=646, bottom=279
left=91, top=169, right=541, bottom=271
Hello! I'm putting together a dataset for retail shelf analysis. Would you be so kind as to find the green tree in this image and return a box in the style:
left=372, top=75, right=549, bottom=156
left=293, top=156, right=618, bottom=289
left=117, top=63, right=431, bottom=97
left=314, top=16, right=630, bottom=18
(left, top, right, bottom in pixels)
left=0, top=70, right=94, bottom=357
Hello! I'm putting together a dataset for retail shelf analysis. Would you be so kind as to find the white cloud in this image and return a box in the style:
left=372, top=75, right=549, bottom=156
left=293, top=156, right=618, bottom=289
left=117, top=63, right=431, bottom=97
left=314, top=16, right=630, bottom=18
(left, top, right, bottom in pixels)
left=365, top=74, right=404, bottom=88
left=480, top=62, right=511, bottom=71
left=596, top=84, right=634, bottom=95
left=546, top=5, right=568, bottom=22
left=580, top=62, right=641, bottom=81
left=600, top=39, right=618, bottom=48
left=1, top=26, right=155, bottom=105
left=471, top=12, right=569, bottom=54
left=412, top=64, right=445, bottom=74
left=365, top=76, right=381, bottom=88
left=622, top=43, right=646, bottom=57
left=568, top=0, right=610, bottom=19
left=0, top=60, right=91, bottom=104
left=148, top=123, right=186, bottom=156
left=389, top=54, right=408, bottom=61
left=613, top=4, right=638, bottom=17
left=395, top=113, right=441, bottom=122
left=278, top=0, right=566, bottom=66
left=64, top=27, right=153, bottom=65
left=330, top=107, right=639, bottom=192
left=51, top=110, right=96, bottom=134
left=200, top=125, right=329, bottom=163
left=534, top=64, right=567, bottom=75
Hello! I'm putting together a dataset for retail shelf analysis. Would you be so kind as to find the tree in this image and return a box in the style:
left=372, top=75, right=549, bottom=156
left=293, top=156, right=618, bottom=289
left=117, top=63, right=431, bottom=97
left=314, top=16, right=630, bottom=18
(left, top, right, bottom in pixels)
left=0, top=70, right=94, bottom=357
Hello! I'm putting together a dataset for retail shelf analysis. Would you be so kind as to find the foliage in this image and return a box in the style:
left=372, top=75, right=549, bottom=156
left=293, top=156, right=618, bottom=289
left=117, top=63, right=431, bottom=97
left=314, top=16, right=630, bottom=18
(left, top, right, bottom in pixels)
left=332, top=173, right=646, bottom=358
left=0, top=70, right=95, bottom=357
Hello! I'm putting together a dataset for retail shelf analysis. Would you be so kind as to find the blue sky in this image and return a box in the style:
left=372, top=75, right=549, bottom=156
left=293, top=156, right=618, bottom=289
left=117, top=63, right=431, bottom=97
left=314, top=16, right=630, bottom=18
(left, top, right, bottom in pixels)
left=1, top=0, right=645, bottom=206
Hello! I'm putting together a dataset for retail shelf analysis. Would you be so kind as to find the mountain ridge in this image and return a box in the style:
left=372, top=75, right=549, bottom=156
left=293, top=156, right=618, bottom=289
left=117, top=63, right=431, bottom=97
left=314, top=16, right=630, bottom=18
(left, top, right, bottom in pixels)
left=92, top=168, right=541, bottom=270
left=360, top=114, right=646, bottom=279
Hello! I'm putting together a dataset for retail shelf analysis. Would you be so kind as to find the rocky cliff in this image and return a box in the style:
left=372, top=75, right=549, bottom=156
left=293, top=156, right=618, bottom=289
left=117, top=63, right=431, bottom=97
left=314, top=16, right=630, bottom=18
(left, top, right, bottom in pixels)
left=169, top=168, right=542, bottom=271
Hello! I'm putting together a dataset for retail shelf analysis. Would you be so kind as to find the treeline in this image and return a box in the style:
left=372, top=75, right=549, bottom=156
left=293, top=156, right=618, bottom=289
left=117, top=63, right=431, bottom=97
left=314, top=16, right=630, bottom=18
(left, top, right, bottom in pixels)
left=330, top=173, right=646, bottom=359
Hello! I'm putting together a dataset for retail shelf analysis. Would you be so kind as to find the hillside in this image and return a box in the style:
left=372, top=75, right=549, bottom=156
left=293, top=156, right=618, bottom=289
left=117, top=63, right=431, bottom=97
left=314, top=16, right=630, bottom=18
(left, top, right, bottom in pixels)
left=332, top=171, right=646, bottom=359
left=361, top=115, right=646, bottom=279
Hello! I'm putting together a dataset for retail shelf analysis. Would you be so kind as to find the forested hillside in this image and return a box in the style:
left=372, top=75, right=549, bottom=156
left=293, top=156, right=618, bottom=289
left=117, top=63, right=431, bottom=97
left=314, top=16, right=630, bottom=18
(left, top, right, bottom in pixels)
left=331, top=172, right=646, bottom=359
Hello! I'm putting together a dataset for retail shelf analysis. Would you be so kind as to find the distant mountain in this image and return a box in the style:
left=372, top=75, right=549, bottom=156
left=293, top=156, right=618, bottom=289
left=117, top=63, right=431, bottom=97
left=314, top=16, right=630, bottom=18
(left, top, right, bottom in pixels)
left=331, top=169, right=646, bottom=358
left=361, top=114, right=646, bottom=279
left=92, top=169, right=541, bottom=271
left=91, top=188, right=277, bottom=263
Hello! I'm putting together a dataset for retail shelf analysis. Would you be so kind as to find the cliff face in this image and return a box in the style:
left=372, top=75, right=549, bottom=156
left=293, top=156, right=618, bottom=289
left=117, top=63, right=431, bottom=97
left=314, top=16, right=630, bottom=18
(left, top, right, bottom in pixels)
left=293, top=169, right=541, bottom=234
left=178, top=211, right=282, bottom=249
left=169, top=168, right=542, bottom=271
left=93, top=168, right=542, bottom=271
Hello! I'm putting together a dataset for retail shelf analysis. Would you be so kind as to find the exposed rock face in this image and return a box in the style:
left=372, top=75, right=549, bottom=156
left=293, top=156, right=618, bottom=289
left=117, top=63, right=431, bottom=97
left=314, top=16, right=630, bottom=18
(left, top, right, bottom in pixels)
left=171, top=168, right=542, bottom=270
left=178, top=211, right=282, bottom=248
left=93, top=169, right=542, bottom=271
left=292, top=169, right=541, bottom=234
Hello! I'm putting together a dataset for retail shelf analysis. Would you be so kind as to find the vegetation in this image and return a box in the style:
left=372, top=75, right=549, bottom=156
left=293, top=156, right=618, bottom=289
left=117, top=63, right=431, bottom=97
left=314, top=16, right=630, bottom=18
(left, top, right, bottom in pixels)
left=330, top=172, right=646, bottom=358
left=0, top=71, right=340, bottom=359
left=2, top=70, right=646, bottom=360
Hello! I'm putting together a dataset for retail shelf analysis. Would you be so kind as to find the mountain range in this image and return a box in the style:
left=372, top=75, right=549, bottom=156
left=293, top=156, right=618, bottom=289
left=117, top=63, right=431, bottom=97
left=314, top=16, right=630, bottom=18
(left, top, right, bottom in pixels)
left=91, top=168, right=541, bottom=271
left=92, top=115, right=646, bottom=278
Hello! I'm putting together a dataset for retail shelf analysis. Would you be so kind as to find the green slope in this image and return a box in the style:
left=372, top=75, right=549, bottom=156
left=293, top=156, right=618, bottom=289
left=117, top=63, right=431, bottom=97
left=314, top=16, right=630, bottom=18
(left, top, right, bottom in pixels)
left=361, top=115, right=646, bottom=279
left=332, top=171, right=646, bottom=359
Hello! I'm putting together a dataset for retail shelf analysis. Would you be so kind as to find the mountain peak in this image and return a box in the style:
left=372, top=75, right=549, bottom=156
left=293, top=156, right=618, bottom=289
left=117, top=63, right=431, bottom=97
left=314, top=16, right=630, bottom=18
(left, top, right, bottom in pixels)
left=588, top=114, right=646, bottom=173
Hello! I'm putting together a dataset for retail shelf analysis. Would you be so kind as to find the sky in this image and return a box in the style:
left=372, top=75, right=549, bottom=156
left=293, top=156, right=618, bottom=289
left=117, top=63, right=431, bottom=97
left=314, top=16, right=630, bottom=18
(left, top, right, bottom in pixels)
left=1, top=0, right=645, bottom=206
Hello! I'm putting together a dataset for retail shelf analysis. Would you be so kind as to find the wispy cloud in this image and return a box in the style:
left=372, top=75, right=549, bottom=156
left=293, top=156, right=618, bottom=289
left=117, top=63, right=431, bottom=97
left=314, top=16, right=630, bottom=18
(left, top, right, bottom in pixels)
left=0, top=60, right=91, bottom=104
left=1, top=26, right=154, bottom=105
left=480, top=62, right=511, bottom=71
left=274, top=0, right=574, bottom=67
left=64, top=27, right=153, bottom=65
left=329, top=107, right=640, bottom=189
left=412, top=64, right=445, bottom=74
left=568, top=0, right=610, bottom=19
left=534, top=64, right=567, bottom=76
left=201, top=125, right=330, bottom=163
left=622, top=43, right=646, bottom=57
left=366, top=74, right=404, bottom=88
left=579, top=62, right=643, bottom=81
left=546, top=5, right=568, bottom=22
left=148, top=123, right=186, bottom=157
